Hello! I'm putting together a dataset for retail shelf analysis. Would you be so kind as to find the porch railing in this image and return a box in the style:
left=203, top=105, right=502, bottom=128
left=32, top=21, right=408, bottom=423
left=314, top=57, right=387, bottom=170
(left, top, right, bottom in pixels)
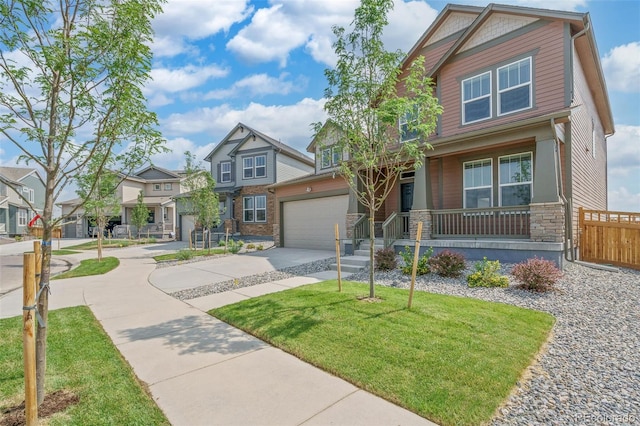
left=431, top=206, right=530, bottom=239
left=352, top=214, right=369, bottom=251
left=382, top=212, right=403, bottom=248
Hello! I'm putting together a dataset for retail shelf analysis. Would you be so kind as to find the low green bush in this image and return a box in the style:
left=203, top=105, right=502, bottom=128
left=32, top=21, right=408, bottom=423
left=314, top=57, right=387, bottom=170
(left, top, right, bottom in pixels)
left=375, top=247, right=397, bottom=271
left=227, top=239, right=243, bottom=254
left=176, top=249, right=194, bottom=260
left=399, top=246, right=433, bottom=275
left=257, top=244, right=264, bottom=251
left=429, top=250, right=466, bottom=277
left=511, top=257, right=563, bottom=292
left=467, top=257, right=509, bottom=288
left=246, top=243, right=256, bottom=250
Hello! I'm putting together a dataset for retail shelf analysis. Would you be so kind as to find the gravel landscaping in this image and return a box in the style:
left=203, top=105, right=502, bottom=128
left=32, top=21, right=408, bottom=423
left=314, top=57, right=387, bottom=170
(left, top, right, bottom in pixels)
left=166, top=252, right=639, bottom=425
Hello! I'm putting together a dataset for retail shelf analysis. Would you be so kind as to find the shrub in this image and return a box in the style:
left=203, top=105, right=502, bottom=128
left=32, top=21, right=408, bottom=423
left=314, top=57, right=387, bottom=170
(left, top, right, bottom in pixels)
left=511, top=257, right=563, bottom=292
left=429, top=250, right=466, bottom=277
left=218, top=240, right=226, bottom=247
left=467, top=257, right=509, bottom=288
left=176, top=249, right=194, bottom=261
left=257, top=244, right=264, bottom=251
left=246, top=243, right=256, bottom=250
left=227, top=239, right=242, bottom=254
left=399, top=246, right=433, bottom=275
left=375, top=247, right=397, bottom=271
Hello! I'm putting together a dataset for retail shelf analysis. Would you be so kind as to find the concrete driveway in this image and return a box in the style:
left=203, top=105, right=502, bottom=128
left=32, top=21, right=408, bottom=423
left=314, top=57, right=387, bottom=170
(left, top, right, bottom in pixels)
left=149, top=247, right=335, bottom=293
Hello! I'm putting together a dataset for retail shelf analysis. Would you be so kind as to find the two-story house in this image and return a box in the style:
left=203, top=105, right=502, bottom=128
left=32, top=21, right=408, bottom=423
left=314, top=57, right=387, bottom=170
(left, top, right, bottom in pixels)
left=0, top=167, right=46, bottom=237
left=202, top=123, right=314, bottom=238
left=58, top=166, right=187, bottom=238
left=272, top=3, right=614, bottom=266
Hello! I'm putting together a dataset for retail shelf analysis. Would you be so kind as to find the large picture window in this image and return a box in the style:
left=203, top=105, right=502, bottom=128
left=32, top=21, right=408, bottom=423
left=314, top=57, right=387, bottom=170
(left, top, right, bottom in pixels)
left=462, top=72, right=491, bottom=124
left=221, top=161, right=231, bottom=183
left=463, top=159, right=492, bottom=208
left=499, top=153, right=532, bottom=206
left=498, top=57, right=531, bottom=115
left=243, top=195, right=267, bottom=223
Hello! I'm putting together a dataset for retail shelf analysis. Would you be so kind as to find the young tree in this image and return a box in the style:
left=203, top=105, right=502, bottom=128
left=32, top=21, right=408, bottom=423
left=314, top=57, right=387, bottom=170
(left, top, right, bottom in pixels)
left=0, top=0, right=166, bottom=405
left=316, top=0, right=442, bottom=298
left=76, top=162, right=120, bottom=261
left=180, top=151, right=220, bottom=252
left=131, top=190, right=150, bottom=239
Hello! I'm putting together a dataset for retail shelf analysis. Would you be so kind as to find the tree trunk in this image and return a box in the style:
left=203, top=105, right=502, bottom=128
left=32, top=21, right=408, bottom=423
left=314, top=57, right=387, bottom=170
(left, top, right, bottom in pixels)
left=369, top=211, right=375, bottom=299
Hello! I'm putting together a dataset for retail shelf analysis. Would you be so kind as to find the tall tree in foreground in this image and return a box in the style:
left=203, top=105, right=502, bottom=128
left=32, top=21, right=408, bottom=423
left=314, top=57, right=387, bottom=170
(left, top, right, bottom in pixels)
left=180, top=151, right=220, bottom=252
left=316, top=0, right=442, bottom=298
left=0, top=0, right=166, bottom=405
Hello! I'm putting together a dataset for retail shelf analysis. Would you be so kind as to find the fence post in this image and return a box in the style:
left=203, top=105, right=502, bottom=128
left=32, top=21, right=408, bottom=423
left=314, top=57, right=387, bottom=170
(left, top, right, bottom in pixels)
left=23, top=252, right=37, bottom=425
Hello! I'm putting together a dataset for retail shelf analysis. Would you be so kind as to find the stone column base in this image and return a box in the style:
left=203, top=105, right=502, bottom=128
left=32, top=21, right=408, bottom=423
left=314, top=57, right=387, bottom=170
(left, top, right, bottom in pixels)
left=409, top=209, right=432, bottom=240
left=273, top=224, right=281, bottom=247
left=530, top=202, right=565, bottom=243
left=345, top=213, right=364, bottom=239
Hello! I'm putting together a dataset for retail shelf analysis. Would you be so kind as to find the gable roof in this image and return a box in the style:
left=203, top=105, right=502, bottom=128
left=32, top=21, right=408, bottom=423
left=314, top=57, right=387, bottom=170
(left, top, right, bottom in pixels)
left=0, top=166, right=44, bottom=185
left=306, top=120, right=345, bottom=153
left=204, top=122, right=313, bottom=166
left=134, top=165, right=182, bottom=180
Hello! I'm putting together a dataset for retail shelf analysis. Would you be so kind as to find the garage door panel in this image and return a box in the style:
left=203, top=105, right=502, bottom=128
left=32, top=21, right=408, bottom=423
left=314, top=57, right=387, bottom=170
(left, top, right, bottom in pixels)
left=283, top=195, right=348, bottom=250
left=181, top=215, right=195, bottom=242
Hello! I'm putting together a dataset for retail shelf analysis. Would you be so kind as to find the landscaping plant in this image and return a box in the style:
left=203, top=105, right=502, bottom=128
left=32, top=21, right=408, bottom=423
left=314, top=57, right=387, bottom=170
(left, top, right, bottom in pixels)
left=467, top=257, right=509, bottom=288
left=429, top=250, right=466, bottom=277
left=400, top=246, right=433, bottom=275
left=511, top=257, right=563, bottom=292
left=375, top=247, right=398, bottom=271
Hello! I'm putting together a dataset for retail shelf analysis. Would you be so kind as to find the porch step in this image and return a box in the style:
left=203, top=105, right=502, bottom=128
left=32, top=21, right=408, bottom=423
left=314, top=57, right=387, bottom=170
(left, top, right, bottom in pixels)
left=330, top=255, right=370, bottom=274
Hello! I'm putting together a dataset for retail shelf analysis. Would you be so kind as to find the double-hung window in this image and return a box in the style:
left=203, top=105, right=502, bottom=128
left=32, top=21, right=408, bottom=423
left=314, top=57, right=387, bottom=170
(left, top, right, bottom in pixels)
left=321, top=148, right=331, bottom=169
left=18, top=209, right=28, bottom=226
left=221, top=161, right=231, bottom=183
left=243, top=155, right=267, bottom=179
left=164, top=183, right=172, bottom=191
left=499, top=153, right=532, bottom=206
left=243, top=195, right=267, bottom=223
left=321, top=147, right=342, bottom=169
left=255, top=155, right=266, bottom=178
left=399, top=108, right=419, bottom=142
left=462, top=72, right=491, bottom=124
left=498, top=57, right=531, bottom=115
left=243, top=157, right=254, bottom=179
left=22, top=187, right=34, bottom=203
left=463, top=159, right=492, bottom=208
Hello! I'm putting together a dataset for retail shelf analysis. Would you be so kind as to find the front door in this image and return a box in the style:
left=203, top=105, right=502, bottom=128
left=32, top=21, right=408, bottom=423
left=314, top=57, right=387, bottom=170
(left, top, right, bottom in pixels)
left=401, top=182, right=413, bottom=212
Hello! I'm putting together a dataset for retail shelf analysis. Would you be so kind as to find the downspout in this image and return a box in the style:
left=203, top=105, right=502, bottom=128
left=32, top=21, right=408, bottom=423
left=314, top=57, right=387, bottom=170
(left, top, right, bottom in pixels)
left=550, top=118, right=573, bottom=262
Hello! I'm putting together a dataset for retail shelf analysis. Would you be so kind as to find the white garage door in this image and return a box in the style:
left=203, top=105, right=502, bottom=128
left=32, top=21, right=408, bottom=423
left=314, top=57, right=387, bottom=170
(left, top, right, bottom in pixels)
left=283, top=195, right=348, bottom=250
left=181, top=215, right=195, bottom=242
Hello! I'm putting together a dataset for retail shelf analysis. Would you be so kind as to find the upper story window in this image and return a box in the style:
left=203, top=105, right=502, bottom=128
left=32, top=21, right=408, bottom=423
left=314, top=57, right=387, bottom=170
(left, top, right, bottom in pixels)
left=164, top=183, right=172, bottom=191
left=243, top=154, right=267, bottom=179
left=22, top=187, right=34, bottom=203
left=463, top=158, right=492, bottom=208
left=499, top=153, right=532, bottom=206
left=153, top=183, right=161, bottom=191
left=462, top=72, right=491, bottom=124
left=321, top=147, right=342, bottom=169
left=498, top=57, right=531, bottom=116
left=399, top=109, right=419, bottom=142
left=221, top=161, right=231, bottom=183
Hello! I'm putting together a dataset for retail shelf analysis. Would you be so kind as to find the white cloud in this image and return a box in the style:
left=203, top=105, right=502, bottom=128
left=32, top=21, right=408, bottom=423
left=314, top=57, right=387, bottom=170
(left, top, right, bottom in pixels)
left=385, top=1, right=439, bottom=53
left=608, top=186, right=640, bottom=212
left=148, top=137, right=215, bottom=170
left=602, top=42, right=640, bottom=93
left=607, top=124, right=640, bottom=211
left=204, top=73, right=305, bottom=100
left=161, top=98, right=327, bottom=156
left=147, top=65, right=229, bottom=94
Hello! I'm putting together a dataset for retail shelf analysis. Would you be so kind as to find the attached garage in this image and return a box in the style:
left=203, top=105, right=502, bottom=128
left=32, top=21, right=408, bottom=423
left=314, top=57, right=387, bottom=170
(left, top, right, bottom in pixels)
left=282, top=195, right=348, bottom=250
left=180, top=214, right=195, bottom=242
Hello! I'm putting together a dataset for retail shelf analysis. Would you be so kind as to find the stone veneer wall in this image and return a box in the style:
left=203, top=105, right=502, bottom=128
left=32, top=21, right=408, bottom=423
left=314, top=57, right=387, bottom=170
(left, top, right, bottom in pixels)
left=233, top=185, right=275, bottom=236
left=530, top=202, right=565, bottom=243
left=345, top=213, right=364, bottom=238
left=273, top=223, right=280, bottom=247
left=409, top=209, right=432, bottom=240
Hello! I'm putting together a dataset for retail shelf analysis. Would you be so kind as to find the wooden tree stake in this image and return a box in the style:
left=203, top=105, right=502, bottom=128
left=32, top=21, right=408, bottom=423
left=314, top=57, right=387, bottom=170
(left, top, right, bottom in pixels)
left=408, top=221, right=423, bottom=309
left=334, top=224, right=342, bottom=292
left=23, top=252, right=37, bottom=425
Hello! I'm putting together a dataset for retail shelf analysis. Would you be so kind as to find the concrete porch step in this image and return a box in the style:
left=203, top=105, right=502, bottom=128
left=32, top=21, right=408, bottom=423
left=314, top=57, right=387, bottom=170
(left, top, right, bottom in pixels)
left=330, top=255, right=370, bottom=273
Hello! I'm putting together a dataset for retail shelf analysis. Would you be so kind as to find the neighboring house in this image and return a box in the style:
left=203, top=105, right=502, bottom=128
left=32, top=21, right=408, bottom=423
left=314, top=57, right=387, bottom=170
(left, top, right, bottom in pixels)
left=0, top=167, right=46, bottom=237
left=58, top=166, right=187, bottom=238
left=272, top=3, right=614, bottom=266
left=202, top=122, right=314, bottom=238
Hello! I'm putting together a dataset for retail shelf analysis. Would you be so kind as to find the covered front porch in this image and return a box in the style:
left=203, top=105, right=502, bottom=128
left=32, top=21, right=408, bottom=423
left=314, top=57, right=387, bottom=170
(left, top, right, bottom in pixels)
left=119, top=196, right=176, bottom=239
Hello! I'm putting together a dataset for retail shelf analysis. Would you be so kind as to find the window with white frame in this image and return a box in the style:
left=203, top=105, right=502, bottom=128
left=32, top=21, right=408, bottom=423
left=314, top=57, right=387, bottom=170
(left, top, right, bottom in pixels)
left=499, top=153, right=532, bottom=206
left=164, top=183, right=172, bottom=191
left=463, top=159, right=492, bottom=208
left=321, top=148, right=332, bottom=168
left=399, top=108, right=419, bottom=142
left=18, top=208, right=28, bottom=226
left=462, top=72, right=491, bottom=124
left=243, top=157, right=254, bottom=179
left=498, top=57, right=531, bottom=115
left=255, top=155, right=266, bottom=178
left=22, top=187, right=34, bottom=203
left=321, top=147, right=341, bottom=169
left=153, top=183, right=161, bottom=191
left=332, top=146, right=342, bottom=165
left=243, top=195, right=267, bottom=223
left=221, top=161, right=231, bottom=183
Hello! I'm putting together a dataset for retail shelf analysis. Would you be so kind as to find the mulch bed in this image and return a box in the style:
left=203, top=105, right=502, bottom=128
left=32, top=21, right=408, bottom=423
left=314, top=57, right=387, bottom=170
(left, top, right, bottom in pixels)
left=1, top=390, right=79, bottom=426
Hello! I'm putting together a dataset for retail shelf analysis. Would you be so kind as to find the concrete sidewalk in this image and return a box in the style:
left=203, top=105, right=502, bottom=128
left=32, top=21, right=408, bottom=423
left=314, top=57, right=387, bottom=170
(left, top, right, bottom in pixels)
left=1, top=245, right=436, bottom=425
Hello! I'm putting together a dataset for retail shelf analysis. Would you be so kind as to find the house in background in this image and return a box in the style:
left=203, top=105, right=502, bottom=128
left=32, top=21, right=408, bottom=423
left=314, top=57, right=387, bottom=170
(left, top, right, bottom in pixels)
left=202, top=122, right=314, bottom=238
left=58, top=166, right=187, bottom=238
left=271, top=3, right=614, bottom=266
left=0, top=167, right=46, bottom=237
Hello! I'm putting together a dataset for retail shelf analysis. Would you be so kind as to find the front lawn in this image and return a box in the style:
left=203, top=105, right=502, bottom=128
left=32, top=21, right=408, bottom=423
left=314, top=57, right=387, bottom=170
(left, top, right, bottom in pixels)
left=64, top=238, right=156, bottom=250
left=211, top=281, right=554, bottom=426
left=51, top=249, right=81, bottom=255
left=52, top=257, right=119, bottom=280
left=0, top=307, right=168, bottom=425
left=153, top=248, right=226, bottom=262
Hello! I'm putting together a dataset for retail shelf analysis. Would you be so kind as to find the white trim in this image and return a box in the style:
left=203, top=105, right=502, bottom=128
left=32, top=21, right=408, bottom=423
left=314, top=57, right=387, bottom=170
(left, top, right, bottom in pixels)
left=498, top=152, right=533, bottom=207
left=220, top=161, right=232, bottom=183
left=463, top=158, right=493, bottom=208
left=462, top=71, right=492, bottom=125
left=497, top=57, right=532, bottom=116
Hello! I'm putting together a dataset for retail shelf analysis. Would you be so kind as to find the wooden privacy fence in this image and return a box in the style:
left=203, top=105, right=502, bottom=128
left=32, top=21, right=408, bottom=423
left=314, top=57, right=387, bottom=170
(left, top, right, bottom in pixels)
left=579, top=208, right=640, bottom=270
left=29, top=227, right=61, bottom=239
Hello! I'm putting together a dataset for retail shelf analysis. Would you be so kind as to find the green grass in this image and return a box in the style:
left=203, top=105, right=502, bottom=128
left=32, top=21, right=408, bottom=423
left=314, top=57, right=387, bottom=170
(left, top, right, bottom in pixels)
left=64, top=238, right=156, bottom=250
left=51, top=249, right=81, bottom=255
left=153, top=248, right=226, bottom=262
left=210, top=281, right=554, bottom=426
left=52, top=257, right=119, bottom=280
left=0, top=307, right=169, bottom=425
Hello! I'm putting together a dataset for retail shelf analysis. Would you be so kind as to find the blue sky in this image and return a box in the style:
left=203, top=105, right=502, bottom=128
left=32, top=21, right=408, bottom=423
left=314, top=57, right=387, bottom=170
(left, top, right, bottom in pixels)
left=1, top=0, right=639, bottom=211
